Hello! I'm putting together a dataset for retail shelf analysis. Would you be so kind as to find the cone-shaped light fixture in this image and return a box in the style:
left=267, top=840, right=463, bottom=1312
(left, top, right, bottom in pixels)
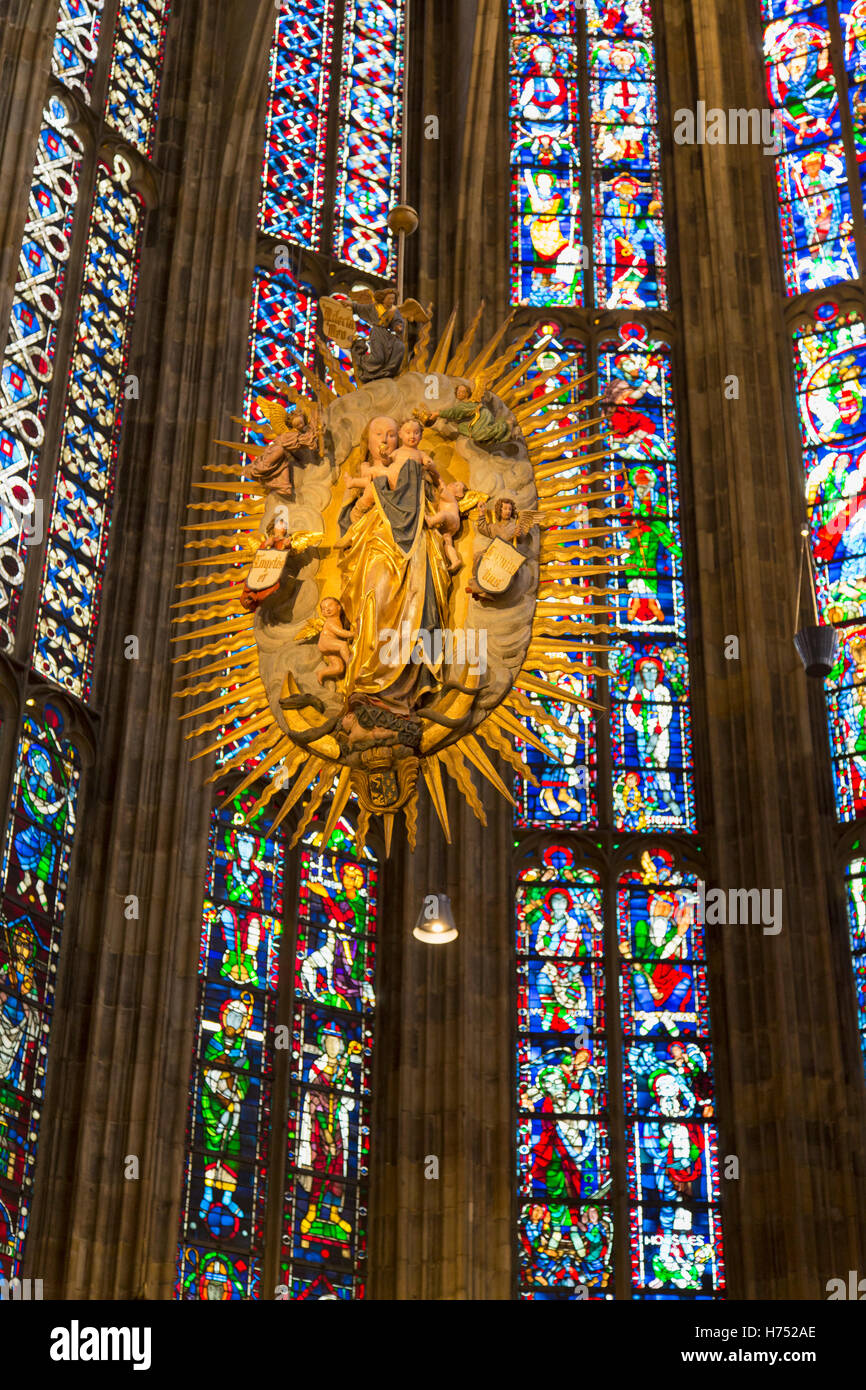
left=793, top=527, right=839, bottom=678
left=413, top=893, right=458, bottom=944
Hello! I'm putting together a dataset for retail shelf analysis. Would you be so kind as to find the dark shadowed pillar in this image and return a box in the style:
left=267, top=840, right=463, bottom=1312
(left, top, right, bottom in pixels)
left=368, top=0, right=515, bottom=1301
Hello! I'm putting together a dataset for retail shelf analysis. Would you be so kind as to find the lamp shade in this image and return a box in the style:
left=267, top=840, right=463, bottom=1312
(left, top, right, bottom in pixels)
left=793, top=623, right=839, bottom=678
left=413, top=893, right=457, bottom=944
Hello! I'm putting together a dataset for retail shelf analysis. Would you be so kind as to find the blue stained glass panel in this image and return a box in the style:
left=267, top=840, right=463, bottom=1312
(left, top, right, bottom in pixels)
left=589, top=0, right=666, bottom=309
left=600, top=324, right=684, bottom=640
left=516, top=859, right=614, bottom=1298
left=52, top=0, right=103, bottom=101
left=0, top=707, right=79, bottom=1281
left=510, top=29, right=583, bottom=307
left=515, top=663, right=598, bottom=829
left=586, top=0, right=654, bottom=40
left=332, top=0, right=405, bottom=279
left=793, top=305, right=866, bottom=626
left=174, top=793, right=284, bottom=1300
left=618, top=848, right=725, bottom=1297
left=104, top=0, right=171, bottom=157
left=826, top=623, right=866, bottom=820
left=259, top=1, right=336, bottom=248
left=0, top=96, right=85, bottom=648
left=844, top=857, right=866, bottom=1064
left=244, top=267, right=316, bottom=425
left=281, top=832, right=378, bottom=1299
left=610, top=640, right=696, bottom=832
left=762, top=8, right=858, bottom=295
left=32, top=156, right=144, bottom=698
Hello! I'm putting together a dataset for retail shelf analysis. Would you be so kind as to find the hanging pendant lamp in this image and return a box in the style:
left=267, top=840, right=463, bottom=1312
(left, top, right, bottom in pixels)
left=793, top=527, right=839, bottom=678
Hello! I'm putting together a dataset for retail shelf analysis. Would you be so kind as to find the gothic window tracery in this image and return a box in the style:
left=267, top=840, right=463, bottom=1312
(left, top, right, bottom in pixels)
left=760, top=0, right=866, bottom=1074
left=510, top=0, right=723, bottom=1300
left=175, top=0, right=404, bottom=1301
left=0, top=0, right=171, bottom=1279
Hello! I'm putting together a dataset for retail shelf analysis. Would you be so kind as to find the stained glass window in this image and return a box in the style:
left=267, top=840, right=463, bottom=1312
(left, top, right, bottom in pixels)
left=244, top=267, right=316, bottom=428
left=332, top=0, right=405, bottom=278
left=516, top=853, right=612, bottom=1298
left=509, top=3, right=582, bottom=308
left=3, top=4, right=171, bottom=662
left=517, top=661, right=598, bottom=829
left=511, top=8, right=713, bottom=1300
left=761, top=8, right=866, bottom=1082
left=844, top=856, right=866, bottom=1062
left=281, top=834, right=378, bottom=1300
left=0, top=95, right=85, bottom=646
left=175, top=793, right=284, bottom=1301
left=588, top=0, right=666, bottom=311
left=842, top=0, right=866, bottom=196
left=515, top=327, right=599, bottom=829
left=610, top=639, right=695, bottom=833
left=826, top=622, right=866, bottom=818
left=788, top=300, right=866, bottom=822
left=32, top=155, right=144, bottom=698
left=601, top=325, right=683, bottom=639
left=259, top=2, right=336, bottom=249
left=51, top=0, right=104, bottom=101
left=0, top=0, right=171, bottom=1280
left=600, top=323, right=694, bottom=832
left=762, top=4, right=857, bottom=297
left=619, top=848, right=725, bottom=1297
left=793, top=303, right=866, bottom=627
left=509, top=0, right=667, bottom=310
left=104, top=0, right=171, bottom=156
left=0, top=706, right=79, bottom=1281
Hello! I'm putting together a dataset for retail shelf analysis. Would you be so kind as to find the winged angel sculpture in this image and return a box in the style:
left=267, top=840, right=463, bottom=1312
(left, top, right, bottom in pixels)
left=174, top=297, right=625, bottom=853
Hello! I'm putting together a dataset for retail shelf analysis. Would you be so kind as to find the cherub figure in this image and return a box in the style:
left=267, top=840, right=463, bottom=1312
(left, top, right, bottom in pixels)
left=252, top=404, right=320, bottom=498
left=295, top=596, right=355, bottom=686
left=340, top=456, right=388, bottom=526
left=394, top=417, right=441, bottom=491
left=425, top=479, right=486, bottom=573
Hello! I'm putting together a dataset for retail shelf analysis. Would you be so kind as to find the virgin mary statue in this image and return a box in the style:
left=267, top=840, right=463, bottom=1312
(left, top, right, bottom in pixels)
left=336, top=415, right=450, bottom=710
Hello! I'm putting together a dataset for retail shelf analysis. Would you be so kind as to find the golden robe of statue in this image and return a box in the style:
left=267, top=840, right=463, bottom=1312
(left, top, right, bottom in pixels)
left=336, top=416, right=450, bottom=710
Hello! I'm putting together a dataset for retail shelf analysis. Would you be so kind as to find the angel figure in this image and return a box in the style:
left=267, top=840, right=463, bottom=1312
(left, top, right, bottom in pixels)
left=477, top=494, right=544, bottom=544
left=295, top=596, right=355, bottom=686
left=240, top=510, right=322, bottom=612
left=251, top=400, right=321, bottom=498
left=466, top=495, right=547, bottom=601
left=416, top=379, right=517, bottom=448
left=350, top=287, right=430, bottom=384
left=425, top=479, right=486, bottom=573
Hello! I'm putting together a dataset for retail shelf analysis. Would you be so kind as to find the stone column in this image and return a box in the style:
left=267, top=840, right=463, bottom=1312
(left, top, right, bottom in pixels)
left=369, top=782, right=514, bottom=1300
left=660, top=0, right=866, bottom=1297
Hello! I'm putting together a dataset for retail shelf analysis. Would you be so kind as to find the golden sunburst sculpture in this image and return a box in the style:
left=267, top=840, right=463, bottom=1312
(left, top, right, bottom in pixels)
left=172, top=302, right=625, bottom=856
